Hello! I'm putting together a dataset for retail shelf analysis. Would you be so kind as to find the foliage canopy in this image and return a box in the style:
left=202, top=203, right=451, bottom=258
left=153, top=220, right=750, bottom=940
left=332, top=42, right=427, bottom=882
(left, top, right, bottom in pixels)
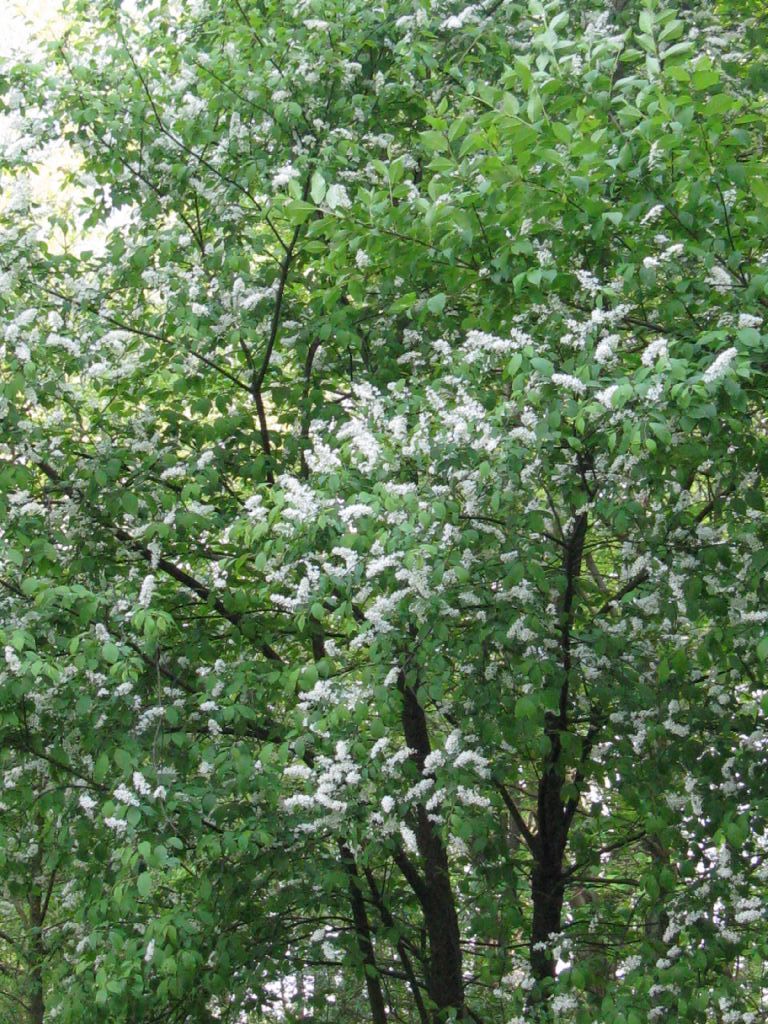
left=1, top=0, right=768, bottom=1022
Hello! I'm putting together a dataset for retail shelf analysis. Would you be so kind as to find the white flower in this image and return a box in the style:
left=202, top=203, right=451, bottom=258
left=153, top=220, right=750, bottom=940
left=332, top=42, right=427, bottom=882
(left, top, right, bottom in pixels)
left=104, top=816, right=128, bottom=834
left=326, top=184, right=351, bottom=210
left=594, top=334, right=619, bottom=364
left=4, top=646, right=21, bottom=673
left=132, top=772, right=151, bottom=795
left=442, top=5, right=479, bottom=30
left=79, top=793, right=97, bottom=815
left=456, top=786, right=491, bottom=807
left=595, top=385, right=618, bottom=408
left=707, top=265, right=733, bottom=293
left=114, top=784, right=140, bottom=807
left=738, top=313, right=761, bottom=329
left=400, top=823, right=418, bottom=854
left=575, top=269, right=601, bottom=294
left=552, top=993, right=577, bottom=1013
left=445, top=730, right=462, bottom=755
left=641, top=204, right=665, bottom=225
left=620, top=955, right=643, bottom=973
left=4, top=88, right=23, bottom=110
left=641, top=337, right=668, bottom=366
left=244, top=494, right=267, bottom=521
left=703, top=347, right=738, bottom=383
left=272, top=163, right=300, bottom=189
left=465, top=329, right=531, bottom=362
left=551, top=372, right=586, bottom=395
left=355, top=249, right=370, bottom=269
left=138, top=574, right=155, bottom=608
left=306, top=435, right=341, bottom=473
left=277, top=474, right=321, bottom=524
left=453, top=750, right=489, bottom=776
left=144, top=939, right=155, bottom=963
left=423, top=749, right=445, bottom=774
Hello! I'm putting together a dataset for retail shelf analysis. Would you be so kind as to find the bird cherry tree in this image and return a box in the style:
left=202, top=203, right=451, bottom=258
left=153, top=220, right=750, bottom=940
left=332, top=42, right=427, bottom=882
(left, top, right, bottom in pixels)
left=1, top=0, right=768, bottom=1022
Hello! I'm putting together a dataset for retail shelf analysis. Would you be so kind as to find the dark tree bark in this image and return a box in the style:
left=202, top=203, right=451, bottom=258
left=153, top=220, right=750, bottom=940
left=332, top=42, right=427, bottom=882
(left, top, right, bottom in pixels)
left=338, top=842, right=388, bottom=1024
left=27, top=891, right=44, bottom=1024
left=398, top=678, right=466, bottom=1022
left=363, top=866, right=430, bottom=1024
left=529, top=514, right=588, bottom=1001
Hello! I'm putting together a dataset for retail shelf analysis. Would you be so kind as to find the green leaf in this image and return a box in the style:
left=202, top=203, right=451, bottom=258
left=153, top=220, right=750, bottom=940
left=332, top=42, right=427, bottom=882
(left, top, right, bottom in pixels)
left=639, top=10, right=654, bottom=34
left=750, top=176, right=768, bottom=206
left=513, top=58, right=532, bottom=90
left=649, top=422, right=672, bottom=445
left=114, top=748, right=132, bottom=772
left=506, top=353, right=523, bottom=378
left=515, top=695, right=537, bottom=719
left=102, top=641, right=120, bottom=664
left=310, top=171, right=326, bottom=204
left=94, top=752, right=110, bottom=783
left=283, top=199, right=316, bottom=224
left=692, top=68, right=720, bottom=90
left=10, top=629, right=27, bottom=652
left=551, top=122, right=570, bottom=145
left=419, top=130, right=449, bottom=153
left=122, top=492, right=139, bottom=516
left=703, top=94, right=736, bottom=117
left=300, top=664, right=319, bottom=691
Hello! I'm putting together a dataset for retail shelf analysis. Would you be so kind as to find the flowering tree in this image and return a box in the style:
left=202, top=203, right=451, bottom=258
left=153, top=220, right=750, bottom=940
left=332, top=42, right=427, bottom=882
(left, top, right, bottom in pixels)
left=1, top=0, right=768, bottom=1022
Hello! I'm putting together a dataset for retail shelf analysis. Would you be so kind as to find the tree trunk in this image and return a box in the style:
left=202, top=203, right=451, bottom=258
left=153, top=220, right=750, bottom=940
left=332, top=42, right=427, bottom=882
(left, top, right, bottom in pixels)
left=528, top=512, right=588, bottom=1008
left=338, top=842, right=388, bottom=1024
left=363, top=866, right=430, bottom=1024
left=530, top=757, right=567, bottom=985
left=416, top=803, right=465, bottom=1018
left=568, top=885, right=611, bottom=1006
left=28, top=890, right=45, bottom=1024
left=400, top=680, right=465, bottom=1022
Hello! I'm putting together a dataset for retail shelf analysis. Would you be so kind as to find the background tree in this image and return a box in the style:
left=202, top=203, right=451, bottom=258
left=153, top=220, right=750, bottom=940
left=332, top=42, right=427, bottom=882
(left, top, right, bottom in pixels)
left=1, top=0, right=768, bottom=1021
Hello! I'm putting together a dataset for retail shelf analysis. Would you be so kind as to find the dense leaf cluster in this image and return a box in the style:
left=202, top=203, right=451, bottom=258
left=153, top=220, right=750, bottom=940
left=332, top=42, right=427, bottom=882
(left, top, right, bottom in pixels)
left=1, top=1, right=768, bottom=1022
